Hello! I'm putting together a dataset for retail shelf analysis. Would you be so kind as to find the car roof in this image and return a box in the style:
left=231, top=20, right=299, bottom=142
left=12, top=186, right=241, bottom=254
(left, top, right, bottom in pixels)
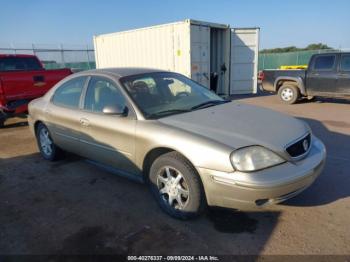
left=312, top=52, right=350, bottom=56
left=78, top=67, right=168, bottom=79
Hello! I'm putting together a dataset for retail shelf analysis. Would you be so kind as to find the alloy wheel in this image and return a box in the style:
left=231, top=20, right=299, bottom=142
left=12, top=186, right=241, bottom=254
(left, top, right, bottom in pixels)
left=39, top=128, right=53, bottom=156
left=157, top=166, right=190, bottom=210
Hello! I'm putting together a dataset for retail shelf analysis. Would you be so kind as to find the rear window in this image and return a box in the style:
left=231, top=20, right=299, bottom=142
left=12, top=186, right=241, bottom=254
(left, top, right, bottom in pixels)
left=313, top=55, right=336, bottom=70
left=0, top=57, right=42, bottom=72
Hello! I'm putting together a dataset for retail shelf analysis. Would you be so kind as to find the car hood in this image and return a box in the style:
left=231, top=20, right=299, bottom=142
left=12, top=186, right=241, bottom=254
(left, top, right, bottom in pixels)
left=158, top=102, right=310, bottom=156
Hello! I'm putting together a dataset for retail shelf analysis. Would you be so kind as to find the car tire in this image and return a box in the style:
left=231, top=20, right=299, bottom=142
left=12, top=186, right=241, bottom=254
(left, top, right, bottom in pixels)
left=148, top=151, right=205, bottom=219
left=278, top=84, right=300, bottom=104
left=36, top=123, right=63, bottom=161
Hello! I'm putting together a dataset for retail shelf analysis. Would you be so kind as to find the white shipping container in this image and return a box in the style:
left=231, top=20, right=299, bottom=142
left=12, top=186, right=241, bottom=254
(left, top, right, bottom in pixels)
left=94, top=19, right=259, bottom=95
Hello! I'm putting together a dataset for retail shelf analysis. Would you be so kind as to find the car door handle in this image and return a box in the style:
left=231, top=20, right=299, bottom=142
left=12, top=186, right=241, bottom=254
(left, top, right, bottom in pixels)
left=33, top=75, right=45, bottom=82
left=79, top=118, right=90, bottom=127
left=33, top=75, right=46, bottom=87
left=338, top=73, right=348, bottom=77
left=33, top=82, right=46, bottom=87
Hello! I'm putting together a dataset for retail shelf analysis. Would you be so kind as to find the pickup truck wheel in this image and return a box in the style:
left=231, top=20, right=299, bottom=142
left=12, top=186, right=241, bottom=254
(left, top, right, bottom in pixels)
left=36, top=123, right=63, bottom=161
left=148, top=151, right=205, bottom=219
left=278, top=85, right=300, bottom=104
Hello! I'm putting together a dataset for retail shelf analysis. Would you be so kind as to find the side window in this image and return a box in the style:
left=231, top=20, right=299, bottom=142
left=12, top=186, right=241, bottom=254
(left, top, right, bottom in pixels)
left=340, top=55, right=350, bottom=71
left=0, top=57, right=42, bottom=71
left=84, top=77, right=126, bottom=113
left=23, top=57, right=42, bottom=71
left=313, top=55, right=336, bottom=71
left=52, top=77, right=86, bottom=108
left=0, top=57, right=25, bottom=71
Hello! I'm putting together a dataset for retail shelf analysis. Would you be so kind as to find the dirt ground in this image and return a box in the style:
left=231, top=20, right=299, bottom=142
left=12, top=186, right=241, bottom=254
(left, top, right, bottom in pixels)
left=0, top=94, right=349, bottom=256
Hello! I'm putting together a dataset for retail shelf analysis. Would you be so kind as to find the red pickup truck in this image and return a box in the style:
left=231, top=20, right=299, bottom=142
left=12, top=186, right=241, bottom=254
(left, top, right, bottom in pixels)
left=0, top=54, right=72, bottom=127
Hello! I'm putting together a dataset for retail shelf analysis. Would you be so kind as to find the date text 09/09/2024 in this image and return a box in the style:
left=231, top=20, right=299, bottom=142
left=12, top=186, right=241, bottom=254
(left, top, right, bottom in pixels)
left=127, top=255, right=219, bottom=261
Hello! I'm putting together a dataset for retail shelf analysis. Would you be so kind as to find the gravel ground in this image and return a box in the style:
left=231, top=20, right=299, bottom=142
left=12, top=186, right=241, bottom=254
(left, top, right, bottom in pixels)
left=0, top=94, right=349, bottom=256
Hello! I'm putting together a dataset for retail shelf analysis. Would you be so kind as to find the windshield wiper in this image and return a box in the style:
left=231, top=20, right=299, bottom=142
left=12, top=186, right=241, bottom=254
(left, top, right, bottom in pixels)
left=147, top=109, right=191, bottom=119
left=147, top=100, right=230, bottom=119
left=190, top=100, right=230, bottom=110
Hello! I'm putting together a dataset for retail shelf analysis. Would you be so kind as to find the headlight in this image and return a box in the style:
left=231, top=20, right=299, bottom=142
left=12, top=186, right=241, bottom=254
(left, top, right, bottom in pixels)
left=230, top=146, right=285, bottom=172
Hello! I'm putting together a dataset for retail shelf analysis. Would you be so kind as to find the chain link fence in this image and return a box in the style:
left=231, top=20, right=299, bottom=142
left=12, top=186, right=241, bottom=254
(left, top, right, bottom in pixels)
left=0, top=43, right=95, bottom=71
left=258, top=49, right=349, bottom=70
left=1, top=44, right=348, bottom=72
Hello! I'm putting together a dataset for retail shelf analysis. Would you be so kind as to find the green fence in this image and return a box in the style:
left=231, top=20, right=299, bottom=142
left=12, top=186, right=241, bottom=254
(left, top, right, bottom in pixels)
left=258, top=49, right=340, bottom=70
left=43, top=61, right=96, bottom=70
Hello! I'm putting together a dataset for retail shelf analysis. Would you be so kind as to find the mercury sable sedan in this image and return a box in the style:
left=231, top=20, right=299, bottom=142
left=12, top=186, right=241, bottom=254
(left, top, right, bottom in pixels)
left=28, top=68, right=326, bottom=219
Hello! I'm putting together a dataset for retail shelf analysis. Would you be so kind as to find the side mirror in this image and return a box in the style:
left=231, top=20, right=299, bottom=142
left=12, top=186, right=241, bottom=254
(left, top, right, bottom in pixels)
left=102, top=105, right=128, bottom=116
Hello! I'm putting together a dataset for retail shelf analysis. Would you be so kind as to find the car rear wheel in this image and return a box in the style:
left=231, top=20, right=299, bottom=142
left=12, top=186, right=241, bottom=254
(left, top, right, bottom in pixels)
left=278, top=84, right=300, bottom=104
left=36, top=123, right=63, bottom=161
left=148, top=151, right=205, bottom=219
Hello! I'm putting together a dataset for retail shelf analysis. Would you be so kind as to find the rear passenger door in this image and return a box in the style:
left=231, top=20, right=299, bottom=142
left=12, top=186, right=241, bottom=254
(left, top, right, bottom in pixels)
left=306, top=54, right=338, bottom=96
left=336, top=54, right=350, bottom=95
left=79, top=76, right=138, bottom=175
left=46, top=76, right=88, bottom=155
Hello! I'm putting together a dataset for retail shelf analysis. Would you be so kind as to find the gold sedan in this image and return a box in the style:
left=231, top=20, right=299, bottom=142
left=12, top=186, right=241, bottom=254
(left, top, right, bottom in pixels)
left=28, top=68, right=326, bottom=219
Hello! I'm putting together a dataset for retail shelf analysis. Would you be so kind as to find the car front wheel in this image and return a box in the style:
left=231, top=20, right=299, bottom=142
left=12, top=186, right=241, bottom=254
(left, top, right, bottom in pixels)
left=148, top=152, right=205, bottom=219
left=36, top=123, right=63, bottom=161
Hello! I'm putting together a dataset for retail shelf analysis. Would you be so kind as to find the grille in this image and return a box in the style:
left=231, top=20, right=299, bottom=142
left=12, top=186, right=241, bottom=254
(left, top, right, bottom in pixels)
left=286, top=134, right=311, bottom=158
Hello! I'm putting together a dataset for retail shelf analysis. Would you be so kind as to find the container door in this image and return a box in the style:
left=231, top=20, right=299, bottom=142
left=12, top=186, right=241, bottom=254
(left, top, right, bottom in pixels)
left=190, top=25, right=210, bottom=88
left=230, top=28, right=259, bottom=94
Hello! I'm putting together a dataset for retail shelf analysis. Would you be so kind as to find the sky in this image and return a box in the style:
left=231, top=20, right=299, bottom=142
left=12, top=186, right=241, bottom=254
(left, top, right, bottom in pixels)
left=1, top=0, right=349, bottom=49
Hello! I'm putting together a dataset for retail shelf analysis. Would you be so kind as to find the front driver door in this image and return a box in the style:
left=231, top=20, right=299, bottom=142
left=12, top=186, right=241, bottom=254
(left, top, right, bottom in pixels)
left=336, top=54, right=350, bottom=95
left=79, top=76, right=139, bottom=175
left=306, top=54, right=338, bottom=96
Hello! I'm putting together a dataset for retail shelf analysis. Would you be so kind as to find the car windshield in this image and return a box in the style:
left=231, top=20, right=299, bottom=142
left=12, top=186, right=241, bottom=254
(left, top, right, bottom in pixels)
left=120, top=72, right=229, bottom=119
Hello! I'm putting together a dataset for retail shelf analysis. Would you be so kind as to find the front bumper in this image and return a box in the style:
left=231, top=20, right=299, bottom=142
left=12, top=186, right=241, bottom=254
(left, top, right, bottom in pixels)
left=197, top=137, right=326, bottom=210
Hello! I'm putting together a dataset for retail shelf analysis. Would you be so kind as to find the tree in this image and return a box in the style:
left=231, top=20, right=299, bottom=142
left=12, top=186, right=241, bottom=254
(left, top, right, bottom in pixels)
left=260, top=43, right=333, bottom=53
left=305, top=43, right=332, bottom=50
